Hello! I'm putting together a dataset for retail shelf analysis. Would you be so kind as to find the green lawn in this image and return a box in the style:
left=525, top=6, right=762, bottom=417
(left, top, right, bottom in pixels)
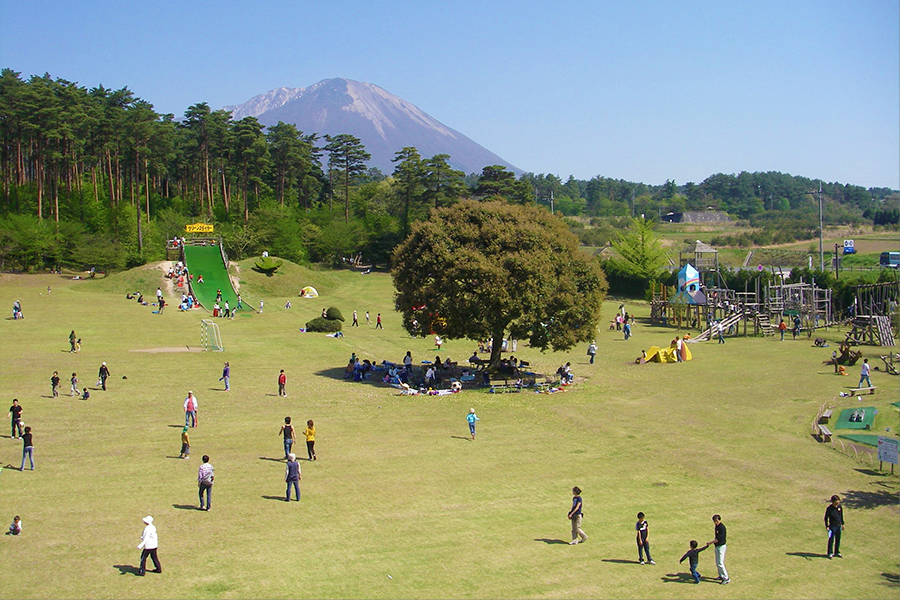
left=0, top=263, right=897, bottom=599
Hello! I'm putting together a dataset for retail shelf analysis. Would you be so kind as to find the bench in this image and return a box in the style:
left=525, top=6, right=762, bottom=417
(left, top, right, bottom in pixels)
left=819, top=409, right=833, bottom=424
left=848, top=386, right=877, bottom=395
left=818, top=425, right=833, bottom=443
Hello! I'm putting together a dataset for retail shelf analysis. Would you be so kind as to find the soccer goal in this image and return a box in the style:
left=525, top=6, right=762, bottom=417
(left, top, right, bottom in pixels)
left=200, top=319, right=224, bottom=352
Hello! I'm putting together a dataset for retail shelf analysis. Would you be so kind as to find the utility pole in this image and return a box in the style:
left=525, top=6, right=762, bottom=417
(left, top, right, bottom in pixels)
left=808, top=182, right=824, bottom=271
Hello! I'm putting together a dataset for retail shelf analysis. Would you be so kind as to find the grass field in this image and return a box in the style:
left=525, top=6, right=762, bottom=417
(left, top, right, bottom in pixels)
left=0, top=261, right=898, bottom=600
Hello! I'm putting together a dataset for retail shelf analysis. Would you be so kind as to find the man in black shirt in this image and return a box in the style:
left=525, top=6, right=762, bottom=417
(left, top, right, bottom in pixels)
left=20, top=426, right=34, bottom=470
left=8, top=399, right=23, bottom=438
left=824, top=495, right=844, bottom=558
left=709, top=514, right=729, bottom=584
left=98, top=362, right=110, bottom=391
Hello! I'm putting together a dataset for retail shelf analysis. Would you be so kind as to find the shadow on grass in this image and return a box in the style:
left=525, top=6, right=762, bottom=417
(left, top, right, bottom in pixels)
left=841, top=484, right=899, bottom=510
left=259, top=456, right=284, bottom=462
left=854, top=468, right=888, bottom=477
left=660, top=573, right=712, bottom=584
left=165, top=456, right=186, bottom=460
left=172, top=504, right=202, bottom=511
left=209, top=388, right=228, bottom=392
left=262, top=495, right=290, bottom=502
left=786, top=551, right=830, bottom=560
left=881, top=572, right=899, bottom=586
left=534, top=538, right=569, bottom=545
left=601, top=559, right=641, bottom=565
left=167, top=424, right=185, bottom=428
left=450, top=436, right=471, bottom=441
left=112, top=564, right=141, bottom=576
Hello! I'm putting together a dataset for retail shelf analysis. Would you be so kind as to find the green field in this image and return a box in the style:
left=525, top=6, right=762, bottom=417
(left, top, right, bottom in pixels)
left=0, top=262, right=898, bottom=599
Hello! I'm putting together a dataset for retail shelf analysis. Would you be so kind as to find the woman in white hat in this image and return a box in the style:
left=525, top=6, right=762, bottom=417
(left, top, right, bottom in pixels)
left=137, top=515, right=161, bottom=575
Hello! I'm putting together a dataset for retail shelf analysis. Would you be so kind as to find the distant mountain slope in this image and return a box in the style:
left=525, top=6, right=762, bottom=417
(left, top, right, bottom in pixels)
left=223, top=78, right=521, bottom=176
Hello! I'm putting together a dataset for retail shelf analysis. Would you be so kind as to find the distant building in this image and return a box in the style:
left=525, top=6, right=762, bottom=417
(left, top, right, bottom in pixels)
left=661, top=211, right=732, bottom=224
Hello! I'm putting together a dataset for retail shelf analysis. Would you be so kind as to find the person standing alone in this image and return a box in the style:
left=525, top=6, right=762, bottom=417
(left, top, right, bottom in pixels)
left=587, top=341, right=597, bottom=364
left=284, top=453, right=301, bottom=501
left=98, top=362, right=110, bottom=391
left=137, top=515, right=161, bottom=575
left=184, top=391, right=198, bottom=428
left=278, top=370, right=287, bottom=397
left=51, top=371, right=60, bottom=398
left=351, top=310, right=359, bottom=327
left=375, top=313, right=382, bottom=329
left=8, top=399, right=23, bottom=439
left=635, top=512, right=655, bottom=564
left=825, top=494, right=844, bottom=558
left=279, top=417, right=296, bottom=460
left=709, top=514, right=729, bottom=584
left=198, top=455, right=214, bottom=511
left=568, top=487, right=588, bottom=545
left=219, top=362, right=230, bottom=391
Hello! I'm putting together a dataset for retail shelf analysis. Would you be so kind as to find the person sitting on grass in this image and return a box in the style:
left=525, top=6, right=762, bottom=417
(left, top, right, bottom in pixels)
left=82, top=388, right=90, bottom=401
left=7, top=516, right=22, bottom=535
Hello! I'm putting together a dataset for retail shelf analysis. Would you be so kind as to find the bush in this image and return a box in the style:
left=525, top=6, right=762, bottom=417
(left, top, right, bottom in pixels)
left=306, top=316, right=342, bottom=333
left=325, top=306, right=345, bottom=321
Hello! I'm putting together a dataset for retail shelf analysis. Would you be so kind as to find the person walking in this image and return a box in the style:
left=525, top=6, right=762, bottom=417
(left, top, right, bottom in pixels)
left=858, top=358, right=872, bottom=389
left=568, top=486, right=588, bottom=545
left=351, top=310, right=359, bottom=327
left=8, top=399, right=23, bottom=439
left=278, top=370, right=287, bottom=397
left=365, top=311, right=370, bottom=326
left=69, top=330, right=77, bottom=353
left=184, top=391, right=198, bottom=428
left=279, top=417, right=296, bottom=460
left=375, top=313, right=382, bottom=329
left=136, top=515, right=161, bottom=575
left=51, top=371, right=60, bottom=398
left=778, top=318, right=787, bottom=341
left=623, top=321, right=631, bottom=340
left=466, top=408, right=480, bottom=440
left=284, top=453, right=301, bottom=502
left=709, top=514, right=729, bottom=584
left=825, top=494, right=844, bottom=558
left=219, top=362, right=230, bottom=391
left=70, top=373, right=79, bottom=397
left=303, top=420, right=317, bottom=460
left=179, top=426, right=190, bottom=459
left=716, top=320, right=725, bottom=344
left=635, top=512, right=655, bottom=564
left=198, top=455, right=214, bottom=511
left=20, top=425, right=34, bottom=470
left=587, top=341, right=597, bottom=364
left=98, top=362, right=110, bottom=391
left=679, top=540, right=710, bottom=583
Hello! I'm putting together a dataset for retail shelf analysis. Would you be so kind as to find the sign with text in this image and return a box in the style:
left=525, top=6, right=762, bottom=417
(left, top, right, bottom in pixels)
left=877, top=436, right=898, bottom=465
left=185, top=223, right=214, bottom=233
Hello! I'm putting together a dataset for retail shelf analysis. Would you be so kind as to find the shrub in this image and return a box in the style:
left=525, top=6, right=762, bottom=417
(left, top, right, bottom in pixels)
left=306, top=316, right=342, bottom=333
left=325, top=306, right=345, bottom=321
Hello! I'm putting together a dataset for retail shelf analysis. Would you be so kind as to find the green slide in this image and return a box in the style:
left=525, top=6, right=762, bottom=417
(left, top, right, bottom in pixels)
left=183, top=245, right=238, bottom=310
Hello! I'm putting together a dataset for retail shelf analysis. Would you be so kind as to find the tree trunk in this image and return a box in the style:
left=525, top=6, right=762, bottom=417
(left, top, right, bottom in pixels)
left=488, top=330, right=505, bottom=369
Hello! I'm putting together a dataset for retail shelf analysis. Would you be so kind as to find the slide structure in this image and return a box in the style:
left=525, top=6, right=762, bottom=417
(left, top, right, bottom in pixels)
left=183, top=245, right=238, bottom=310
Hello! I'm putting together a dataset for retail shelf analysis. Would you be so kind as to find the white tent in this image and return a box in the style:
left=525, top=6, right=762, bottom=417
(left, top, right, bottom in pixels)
left=299, top=286, right=319, bottom=298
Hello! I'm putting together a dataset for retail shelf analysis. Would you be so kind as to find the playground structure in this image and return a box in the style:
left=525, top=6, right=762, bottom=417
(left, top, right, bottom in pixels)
left=843, top=282, right=898, bottom=347
left=179, top=236, right=240, bottom=312
left=651, top=240, right=843, bottom=342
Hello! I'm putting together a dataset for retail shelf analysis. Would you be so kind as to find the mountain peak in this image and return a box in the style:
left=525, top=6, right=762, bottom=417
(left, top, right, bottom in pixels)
left=223, top=79, right=519, bottom=175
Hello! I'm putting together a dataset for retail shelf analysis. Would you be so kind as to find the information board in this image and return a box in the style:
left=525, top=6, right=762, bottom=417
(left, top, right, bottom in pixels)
left=877, top=436, right=898, bottom=465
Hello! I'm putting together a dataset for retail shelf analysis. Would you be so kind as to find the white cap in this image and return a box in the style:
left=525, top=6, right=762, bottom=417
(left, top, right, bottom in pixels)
left=102, top=362, right=106, bottom=366
left=143, top=515, right=153, bottom=524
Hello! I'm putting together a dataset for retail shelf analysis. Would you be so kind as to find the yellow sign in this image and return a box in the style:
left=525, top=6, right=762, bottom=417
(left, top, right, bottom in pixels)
left=185, top=223, right=214, bottom=233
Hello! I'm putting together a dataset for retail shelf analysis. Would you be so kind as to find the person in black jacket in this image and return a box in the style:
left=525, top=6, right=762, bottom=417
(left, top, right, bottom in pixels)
left=98, top=362, right=110, bottom=391
left=825, top=495, right=844, bottom=558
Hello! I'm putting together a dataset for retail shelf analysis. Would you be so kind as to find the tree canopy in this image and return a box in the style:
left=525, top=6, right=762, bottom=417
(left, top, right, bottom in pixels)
left=391, top=200, right=608, bottom=367
left=609, top=216, right=668, bottom=282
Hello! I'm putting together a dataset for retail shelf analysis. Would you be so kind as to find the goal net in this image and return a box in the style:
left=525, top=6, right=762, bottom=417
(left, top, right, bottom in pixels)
left=200, top=319, right=224, bottom=352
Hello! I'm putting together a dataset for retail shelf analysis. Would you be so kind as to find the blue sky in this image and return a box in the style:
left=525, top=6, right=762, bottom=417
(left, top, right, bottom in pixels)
left=2, top=0, right=898, bottom=189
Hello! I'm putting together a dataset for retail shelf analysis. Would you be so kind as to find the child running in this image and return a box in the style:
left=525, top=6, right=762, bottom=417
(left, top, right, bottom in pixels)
left=679, top=540, right=710, bottom=583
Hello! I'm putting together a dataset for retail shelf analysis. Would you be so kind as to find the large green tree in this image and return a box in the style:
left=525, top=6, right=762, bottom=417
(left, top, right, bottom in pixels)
left=392, top=200, right=607, bottom=368
left=609, top=216, right=668, bottom=282
left=324, top=133, right=370, bottom=222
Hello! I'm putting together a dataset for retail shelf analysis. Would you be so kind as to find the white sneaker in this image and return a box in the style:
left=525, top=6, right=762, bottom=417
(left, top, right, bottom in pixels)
left=569, top=540, right=579, bottom=545
left=649, top=560, right=656, bottom=565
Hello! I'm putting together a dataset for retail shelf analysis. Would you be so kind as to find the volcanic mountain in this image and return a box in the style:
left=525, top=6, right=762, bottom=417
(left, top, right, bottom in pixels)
left=223, top=78, right=520, bottom=176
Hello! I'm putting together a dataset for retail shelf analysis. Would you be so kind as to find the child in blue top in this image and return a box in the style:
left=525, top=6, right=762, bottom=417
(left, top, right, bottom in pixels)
left=466, top=408, right=480, bottom=440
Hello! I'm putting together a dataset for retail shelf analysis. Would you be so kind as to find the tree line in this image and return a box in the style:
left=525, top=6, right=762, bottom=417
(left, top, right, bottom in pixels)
left=1, top=69, right=896, bottom=272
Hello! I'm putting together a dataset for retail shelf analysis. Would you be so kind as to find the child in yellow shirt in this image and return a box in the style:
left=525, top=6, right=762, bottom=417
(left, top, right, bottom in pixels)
left=303, top=420, right=316, bottom=461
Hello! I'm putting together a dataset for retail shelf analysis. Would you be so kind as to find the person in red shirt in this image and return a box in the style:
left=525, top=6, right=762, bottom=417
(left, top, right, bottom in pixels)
left=278, top=370, right=287, bottom=397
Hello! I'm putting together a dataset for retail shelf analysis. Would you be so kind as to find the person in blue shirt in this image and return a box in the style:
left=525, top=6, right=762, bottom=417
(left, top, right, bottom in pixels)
left=568, top=487, right=588, bottom=545
left=466, top=408, right=480, bottom=440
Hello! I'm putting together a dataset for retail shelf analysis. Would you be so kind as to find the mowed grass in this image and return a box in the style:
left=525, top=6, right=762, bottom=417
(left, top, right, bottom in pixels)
left=0, top=265, right=898, bottom=600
